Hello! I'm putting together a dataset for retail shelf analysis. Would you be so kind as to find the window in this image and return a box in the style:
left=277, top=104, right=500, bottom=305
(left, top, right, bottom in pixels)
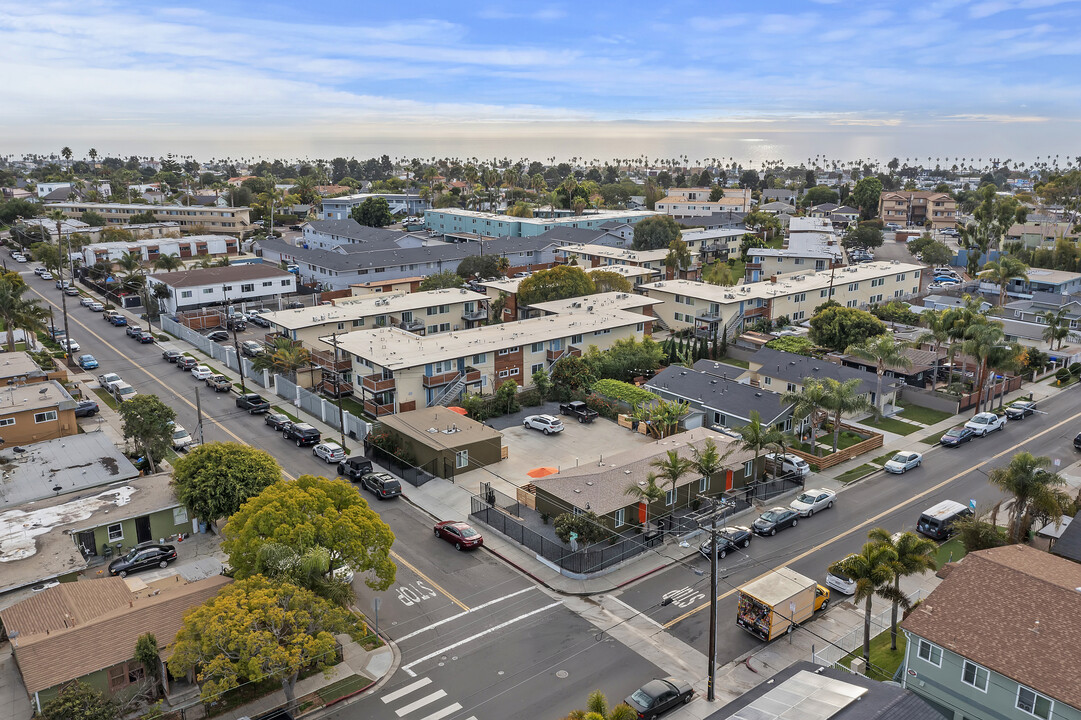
left=455, top=449, right=469, bottom=469
left=241, top=283, right=254, bottom=292
left=961, top=661, right=988, bottom=692
left=0, top=417, right=14, bottom=427
left=352, top=319, right=365, bottom=327
left=531, top=342, right=544, bottom=353
left=793, top=292, right=806, bottom=302
left=820, top=289, right=829, bottom=298
left=614, top=508, right=625, bottom=528
left=262, top=281, right=273, bottom=287
left=699, top=476, right=709, bottom=493
left=636, top=322, right=644, bottom=332
left=531, top=363, right=544, bottom=375
left=472, top=353, right=486, bottom=364
left=743, top=460, right=754, bottom=478
left=847, top=282, right=859, bottom=291
left=498, top=369, right=509, bottom=378
left=223, top=285, right=233, bottom=291
left=572, top=334, right=583, bottom=345
left=438, top=322, right=451, bottom=332
left=787, top=382, right=796, bottom=392
left=593, top=328, right=611, bottom=336
left=1016, top=687, right=1052, bottom=720
left=173, top=506, right=188, bottom=525
left=665, top=488, right=676, bottom=506
left=202, top=287, right=214, bottom=294
left=34, top=410, right=57, bottom=423
left=871, top=278, right=884, bottom=287
left=917, top=639, right=942, bottom=666
left=508, top=367, right=519, bottom=376
left=108, top=523, right=124, bottom=541
left=763, top=376, right=771, bottom=386
left=281, top=279, right=290, bottom=286
left=498, top=346, right=519, bottom=355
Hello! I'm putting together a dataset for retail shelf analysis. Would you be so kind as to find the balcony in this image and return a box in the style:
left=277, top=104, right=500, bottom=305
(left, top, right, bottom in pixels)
left=695, top=312, right=723, bottom=324
left=399, top=319, right=425, bottom=333
left=546, top=348, right=565, bottom=361
left=461, top=309, right=488, bottom=322
left=422, top=368, right=481, bottom=388
left=363, top=399, right=395, bottom=417
left=309, top=349, right=351, bottom=373
left=264, top=333, right=301, bottom=348
left=317, top=378, right=353, bottom=398
left=361, top=373, right=396, bottom=393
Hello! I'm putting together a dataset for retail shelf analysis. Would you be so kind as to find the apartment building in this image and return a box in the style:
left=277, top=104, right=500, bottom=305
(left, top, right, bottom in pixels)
left=980, top=268, right=1081, bottom=299
left=0, top=381, right=79, bottom=445
left=146, top=264, right=296, bottom=313
left=45, top=202, right=255, bottom=236
left=682, top=227, right=745, bottom=262
left=641, top=261, right=923, bottom=337
left=300, top=220, right=423, bottom=251
left=877, top=191, right=958, bottom=230
left=81, top=234, right=238, bottom=266
left=338, top=306, right=652, bottom=415
left=321, top=193, right=429, bottom=219
left=557, top=243, right=679, bottom=279
left=745, top=232, right=844, bottom=282
left=424, top=208, right=656, bottom=238
left=655, top=187, right=753, bottom=216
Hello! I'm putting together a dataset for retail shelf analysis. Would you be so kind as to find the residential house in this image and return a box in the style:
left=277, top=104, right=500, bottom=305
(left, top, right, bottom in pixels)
left=321, top=193, right=429, bottom=219
left=746, top=346, right=899, bottom=410
left=375, top=406, right=503, bottom=478
left=146, top=264, right=297, bottom=314
left=979, top=268, right=1081, bottom=299
left=878, top=191, right=958, bottom=230
left=789, top=216, right=835, bottom=234
left=761, top=189, right=798, bottom=205
left=0, top=380, right=78, bottom=445
left=760, top=201, right=797, bottom=215
left=673, top=211, right=748, bottom=230
left=655, top=187, right=753, bottom=217
left=299, top=219, right=425, bottom=251
left=558, top=243, right=683, bottom=279
left=901, top=545, right=1081, bottom=720
left=531, top=428, right=760, bottom=532
left=644, top=362, right=795, bottom=432
left=81, top=234, right=239, bottom=266
left=0, top=351, right=67, bottom=386
left=45, top=201, right=255, bottom=237
left=1005, top=221, right=1078, bottom=248
left=349, top=277, right=425, bottom=296
left=745, top=232, right=843, bottom=282
left=424, top=208, right=656, bottom=238
left=922, top=295, right=992, bottom=313
left=1, top=575, right=232, bottom=711
left=837, top=346, right=946, bottom=389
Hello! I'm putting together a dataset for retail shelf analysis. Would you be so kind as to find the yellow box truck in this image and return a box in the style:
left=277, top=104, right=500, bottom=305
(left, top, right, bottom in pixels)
left=736, top=567, right=830, bottom=641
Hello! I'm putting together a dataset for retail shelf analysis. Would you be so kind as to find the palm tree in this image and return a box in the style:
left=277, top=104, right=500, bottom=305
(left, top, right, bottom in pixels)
left=820, top=378, right=872, bottom=453
left=868, top=529, right=937, bottom=650
left=252, top=337, right=311, bottom=381
left=116, top=251, right=143, bottom=286
left=1041, top=308, right=1069, bottom=350
left=623, top=473, right=665, bottom=529
left=980, top=256, right=1029, bottom=307
left=828, top=542, right=902, bottom=665
left=649, top=449, right=695, bottom=506
left=781, top=380, right=828, bottom=456
left=845, top=335, right=913, bottom=414
left=691, top=437, right=729, bottom=494
left=563, top=690, right=637, bottom=720
left=153, top=253, right=184, bottom=272
left=0, top=279, right=48, bottom=351
left=917, top=309, right=951, bottom=390
left=962, top=321, right=1005, bottom=415
left=738, top=411, right=770, bottom=483
left=988, top=452, right=1069, bottom=544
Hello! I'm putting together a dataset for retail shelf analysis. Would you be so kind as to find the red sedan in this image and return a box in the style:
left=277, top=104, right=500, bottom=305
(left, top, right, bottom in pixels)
left=434, top=521, right=484, bottom=550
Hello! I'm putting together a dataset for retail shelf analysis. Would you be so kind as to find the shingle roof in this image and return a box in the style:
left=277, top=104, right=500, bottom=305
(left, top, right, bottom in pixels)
left=306, top=219, right=408, bottom=244
left=750, top=347, right=886, bottom=396
left=0, top=578, right=133, bottom=636
left=901, top=545, right=1081, bottom=708
left=1051, top=513, right=1081, bottom=563
left=647, top=364, right=792, bottom=424
left=148, top=264, right=294, bottom=288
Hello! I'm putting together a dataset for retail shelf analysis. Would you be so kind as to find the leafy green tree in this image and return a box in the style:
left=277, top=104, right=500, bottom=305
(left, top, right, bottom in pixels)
left=583, top=337, right=666, bottom=382
left=951, top=515, right=1007, bottom=553
left=31, top=241, right=63, bottom=273
left=828, top=542, right=902, bottom=664
left=506, top=201, right=534, bottom=218
left=0, top=198, right=42, bottom=225
left=81, top=210, right=107, bottom=227
left=868, top=529, right=937, bottom=650
left=664, top=238, right=692, bottom=275
left=40, top=681, right=118, bottom=720
left=495, top=378, right=520, bottom=413
left=418, top=270, right=463, bottom=291
left=455, top=253, right=500, bottom=280
left=631, top=214, right=681, bottom=250
left=551, top=355, right=596, bottom=399
left=709, top=185, right=725, bottom=201
left=809, top=306, right=887, bottom=352
left=517, top=265, right=595, bottom=305
left=134, top=632, right=162, bottom=692
left=803, top=185, right=838, bottom=206
left=350, top=196, right=394, bottom=227
left=820, top=377, right=872, bottom=452
left=919, top=240, right=953, bottom=266
left=843, top=225, right=884, bottom=250
left=553, top=511, right=608, bottom=545
left=172, top=442, right=282, bottom=525
left=851, top=176, right=883, bottom=221
left=988, top=452, right=1069, bottom=544
left=845, top=335, right=912, bottom=413
left=223, top=475, right=396, bottom=589
left=118, top=394, right=176, bottom=473
left=588, top=269, right=632, bottom=294
left=169, top=576, right=357, bottom=714
left=128, top=210, right=157, bottom=224
left=532, top=367, right=552, bottom=399
left=739, top=232, right=767, bottom=261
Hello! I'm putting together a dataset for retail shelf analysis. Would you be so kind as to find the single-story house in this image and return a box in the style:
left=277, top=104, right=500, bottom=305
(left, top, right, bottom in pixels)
left=644, top=362, right=795, bottom=432
left=836, top=346, right=946, bottom=389
left=374, top=406, right=503, bottom=478
left=746, top=347, right=900, bottom=410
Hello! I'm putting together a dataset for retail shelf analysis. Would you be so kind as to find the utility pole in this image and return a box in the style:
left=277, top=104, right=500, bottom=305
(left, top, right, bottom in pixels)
left=224, top=286, right=246, bottom=393
left=54, top=218, right=73, bottom=367
left=691, top=495, right=735, bottom=702
left=194, top=386, right=204, bottom=446
left=331, top=332, right=347, bottom=449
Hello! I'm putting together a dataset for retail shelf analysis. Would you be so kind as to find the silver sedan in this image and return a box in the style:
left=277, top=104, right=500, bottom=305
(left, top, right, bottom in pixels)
left=884, top=451, right=923, bottom=474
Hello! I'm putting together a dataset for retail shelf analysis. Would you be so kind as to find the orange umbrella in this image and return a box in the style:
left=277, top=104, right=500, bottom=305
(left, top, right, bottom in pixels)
left=527, top=467, right=558, bottom=478
left=446, top=406, right=468, bottom=416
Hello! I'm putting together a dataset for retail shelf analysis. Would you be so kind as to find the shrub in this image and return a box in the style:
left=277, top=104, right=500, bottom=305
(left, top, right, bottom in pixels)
left=584, top=394, right=618, bottom=420
left=553, top=511, right=609, bottom=545
left=591, top=378, right=656, bottom=406
left=764, top=336, right=815, bottom=355
left=1056, top=367, right=1071, bottom=384
left=1070, top=363, right=1081, bottom=377
left=517, top=388, right=544, bottom=407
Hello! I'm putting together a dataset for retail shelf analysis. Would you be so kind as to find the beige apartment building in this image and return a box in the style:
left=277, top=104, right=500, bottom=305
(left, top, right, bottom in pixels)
left=336, top=305, right=652, bottom=415
left=655, top=187, right=753, bottom=216
left=558, top=244, right=683, bottom=279
left=642, top=261, right=923, bottom=337
left=45, top=202, right=256, bottom=237
left=877, top=192, right=957, bottom=230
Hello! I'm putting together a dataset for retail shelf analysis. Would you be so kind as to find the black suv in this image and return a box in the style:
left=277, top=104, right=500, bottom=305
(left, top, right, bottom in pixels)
left=337, top=456, right=373, bottom=480
left=360, top=472, right=402, bottom=499
left=108, top=543, right=177, bottom=578
left=282, top=422, right=320, bottom=446
left=162, top=349, right=182, bottom=363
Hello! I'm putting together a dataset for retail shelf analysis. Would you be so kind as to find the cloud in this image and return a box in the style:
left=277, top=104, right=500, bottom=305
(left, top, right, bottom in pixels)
left=477, top=5, right=567, bottom=21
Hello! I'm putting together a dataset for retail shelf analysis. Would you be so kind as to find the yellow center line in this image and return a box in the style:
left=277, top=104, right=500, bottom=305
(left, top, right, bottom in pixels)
left=34, top=287, right=473, bottom=612
left=663, top=409, right=1081, bottom=629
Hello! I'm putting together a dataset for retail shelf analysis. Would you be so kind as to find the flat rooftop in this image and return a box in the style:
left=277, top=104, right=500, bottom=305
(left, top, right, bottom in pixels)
left=559, top=243, right=671, bottom=263
left=789, top=217, right=834, bottom=233
left=426, top=209, right=656, bottom=226
left=262, top=288, right=487, bottom=330
left=379, top=407, right=502, bottom=449
left=528, top=291, right=662, bottom=315
left=0, top=380, right=76, bottom=415
left=0, top=352, right=49, bottom=381
left=593, top=264, right=655, bottom=278
left=0, top=431, right=140, bottom=508
left=148, top=264, right=293, bottom=288
left=331, top=309, right=652, bottom=369
left=1017, top=268, right=1081, bottom=284
left=750, top=232, right=842, bottom=259
left=85, top=234, right=234, bottom=250
left=479, top=277, right=525, bottom=295
left=46, top=201, right=251, bottom=211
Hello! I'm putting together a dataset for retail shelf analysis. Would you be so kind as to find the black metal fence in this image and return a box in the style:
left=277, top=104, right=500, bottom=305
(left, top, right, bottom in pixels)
left=365, top=444, right=438, bottom=487
left=731, top=473, right=804, bottom=504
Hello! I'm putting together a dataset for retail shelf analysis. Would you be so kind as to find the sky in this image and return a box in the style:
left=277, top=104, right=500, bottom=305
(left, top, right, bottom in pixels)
left=2, top=0, right=1080, bottom=166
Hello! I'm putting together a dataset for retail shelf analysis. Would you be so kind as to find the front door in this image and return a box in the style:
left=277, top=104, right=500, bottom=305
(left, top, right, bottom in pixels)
left=77, top=530, right=97, bottom=556
left=135, top=515, right=152, bottom=544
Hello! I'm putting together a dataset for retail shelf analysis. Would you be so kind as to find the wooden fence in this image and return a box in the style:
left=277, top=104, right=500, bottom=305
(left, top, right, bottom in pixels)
left=786, top=422, right=884, bottom=470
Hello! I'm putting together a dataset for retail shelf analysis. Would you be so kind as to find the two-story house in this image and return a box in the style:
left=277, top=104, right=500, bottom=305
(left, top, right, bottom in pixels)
left=746, top=347, right=899, bottom=410
left=877, top=191, right=957, bottom=230
left=901, top=545, right=1081, bottom=720
left=644, top=361, right=795, bottom=432
left=146, top=265, right=296, bottom=314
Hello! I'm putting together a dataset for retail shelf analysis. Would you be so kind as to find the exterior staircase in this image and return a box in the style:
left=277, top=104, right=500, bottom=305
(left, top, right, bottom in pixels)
left=429, top=374, right=466, bottom=407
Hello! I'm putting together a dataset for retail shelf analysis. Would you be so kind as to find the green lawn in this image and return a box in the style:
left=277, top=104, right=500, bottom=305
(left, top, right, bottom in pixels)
left=717, top=356, right=749, bottom=369
left=315, top=673, right=373, bottom=704
left=839, top=629, right=907, bottom=681
left=897, top=402, right=954, bottom=426
left=337, top=395, right=366, bottom=417
left=836, top=463, right=877, bottom=484
left=873, top=450, right=900, bottom=466
left=861, top=416, right=921, bottom=436
left=273, top=405, right=302, bottom=423
left=93, top=388, right=118, bottom=410
left=935, top=538, right=967, bottom=569
left=920, top=432, right=945, bottom=445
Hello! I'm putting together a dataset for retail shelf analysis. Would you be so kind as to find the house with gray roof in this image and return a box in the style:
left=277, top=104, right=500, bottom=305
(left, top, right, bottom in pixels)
left=301, top=219, right=424, bottom=251
left=645, top=363, right=795, bottom=432
left=746, top=347, right=899, bottom=409
left=674, top=211, right=748, bottom=230
left=761, top=189, right=798, bottom=205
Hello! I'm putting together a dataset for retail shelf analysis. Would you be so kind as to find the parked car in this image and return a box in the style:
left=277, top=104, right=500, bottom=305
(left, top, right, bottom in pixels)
left=753, top=507, right=800, bottom=536
left=265, top=412, right=291, bottom=430
left=247, top=312, right=272, bottom=328
left=359, top=471, right=402, bottom=499
left=110, top=315, right=128, bottom=327
left=205, top=330, right=229, bottom=342
left=77, top=354, right=99, bottom=370
left=40, top=271, right=53, bottom=280
left=884, top=451, right=923, bottom=474
left=109, top=381, right=137, bottom=403
left=98, top=372, right=121, bottom=387
left=79, top=296, right=94, bottom=306
left=33, top=267, right=46, bottom=276
left=337, top=456, right=373, bottom=480
left=206, top=374, right=232, bottom=392
left=177, top=356, right=198, bottom=371
left=825, top=555, right=858, bottom=595
left=73, top=399, right=99, bottom=417
left=1075, top=432, right=1081, bottom=451
left=107, top=543, right=177, bottom=578
left=434, top=520, right=483, bottom=550
left=59, top=338, right=80, bottom=353
left=965, top=411, right=1006, bottom=436
left=241, top=340, right=263, bottom=357
left=1004, top=401, right=1037, bottom=420
left=54, top=279, right=69, bottom=289
left=87, top=301, right=104, bottom=312
left=940, top=425, right=975, bottom=447
left=236, top=393, right=270, bottom=414
left=558, top=400, right=598, bottom=423
left=135, top=331, right=155, bottom=344
left=226, top=316, right=246, bottom=331
left=789, top=488, right=836, bottom=517
left=126, top=325, right=143, bottom=338
left=170, top=423, right=194, bottom=450
left=523, top=414, right=564, bottom=435
left=282, top=422, right=320, bottom=446
left=698, top=525, right=752, bottom=559
left=189, top=365, right=212, bottom=380
left=312, top=441, right=346, bottom=463
left=64, top=287, right=79, bottom=297
left=162, top=349, right=182, bottom=362
left=764, top=453, right=811, bottom=478
left=624, top=678, right=694, bottom=720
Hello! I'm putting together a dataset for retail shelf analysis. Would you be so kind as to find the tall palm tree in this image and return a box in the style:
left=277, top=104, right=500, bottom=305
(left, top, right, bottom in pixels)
left=252, top=337, right=311, bottom=381
left=0, top=279, right=48, bottom=351
left=153, top=253, right=184, bottom=272
left=917, top=309, right=951, bottom=390
left=649, top=449, right=695, bottom=506
left=116, top=251, right=143, bottom=286
left=988, top=452, right=1069, bottom=544
left=1041, top=308, right=1069, bottom=350
left=761, top=424, right=789, bottom=480
left=820, top=378, right=872, bottom=453
left=961, top=321, right=1005, bottom=415
left=623, top=473, right=665, bottom=529
left=781, top=380, right=828, bottom=456
left=868, top=529, right=937, bottom=651
left=691, top=437, right=729, bottom=494
left=828, top=542, right=903, bottom=665
left=738, top=411, right=769, bottom=483
left=980, top=256, right=1029, bottom=307
left=845, top=335, right=913, bottom=414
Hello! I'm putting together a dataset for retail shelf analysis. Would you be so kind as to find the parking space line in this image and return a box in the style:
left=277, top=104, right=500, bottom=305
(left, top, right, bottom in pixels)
left=663, top=407, right=1081, bottom=629
left=396, top=586, right=536, bottom=641
left=392, top=552, right=469, bottom=612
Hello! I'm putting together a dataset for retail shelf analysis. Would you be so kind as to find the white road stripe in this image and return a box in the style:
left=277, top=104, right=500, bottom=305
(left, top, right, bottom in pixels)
left=402, top=601, right=563, bottom=673
left=606, top=594, right=665, bottom=630
left=396, top=587, right=538, bottom=641
left=395, top=690, right=446, bottom=717
left=381, top=677, right=432, bottom=704
left=417, top=703, right=463, bottom=720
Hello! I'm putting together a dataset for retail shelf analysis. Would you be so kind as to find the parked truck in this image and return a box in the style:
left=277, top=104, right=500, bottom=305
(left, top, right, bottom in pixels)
left=559, top=400, right=599, bottom=423
left=736, top=567, right=830, bottom=641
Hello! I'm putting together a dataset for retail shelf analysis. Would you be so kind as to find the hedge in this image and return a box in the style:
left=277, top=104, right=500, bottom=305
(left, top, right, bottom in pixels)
left=764, top=336, right=815, bottom=356
left=591, top=378, right=656, bottom=406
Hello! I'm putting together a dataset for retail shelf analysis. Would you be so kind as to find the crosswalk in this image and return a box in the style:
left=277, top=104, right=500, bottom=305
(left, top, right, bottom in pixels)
left=381, top=677, right=477, bottom=720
